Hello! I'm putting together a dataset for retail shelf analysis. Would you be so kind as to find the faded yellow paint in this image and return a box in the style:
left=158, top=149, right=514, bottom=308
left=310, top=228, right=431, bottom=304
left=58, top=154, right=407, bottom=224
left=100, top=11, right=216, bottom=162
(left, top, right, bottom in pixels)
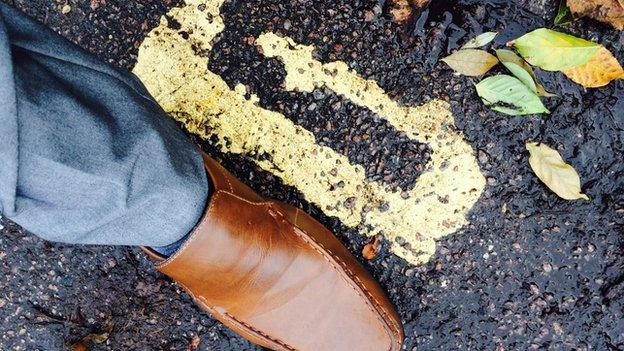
left=133, top=0, right=485, bottom=264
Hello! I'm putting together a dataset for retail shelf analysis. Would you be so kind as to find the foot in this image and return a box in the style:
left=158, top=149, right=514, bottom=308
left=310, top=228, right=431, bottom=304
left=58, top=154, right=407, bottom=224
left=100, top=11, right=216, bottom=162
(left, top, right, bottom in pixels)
left=143, top=152, right=404, bottom=351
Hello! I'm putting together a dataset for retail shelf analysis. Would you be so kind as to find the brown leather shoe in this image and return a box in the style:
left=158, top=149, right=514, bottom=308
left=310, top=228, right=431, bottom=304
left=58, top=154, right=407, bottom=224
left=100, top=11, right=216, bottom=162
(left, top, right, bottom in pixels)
left=143, top=152, right=404, bottom=351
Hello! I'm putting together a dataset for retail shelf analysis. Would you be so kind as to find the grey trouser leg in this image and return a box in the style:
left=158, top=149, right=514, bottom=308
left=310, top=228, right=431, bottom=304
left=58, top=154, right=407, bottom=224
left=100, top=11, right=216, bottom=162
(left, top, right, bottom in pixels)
left=0, top=3, right=208, bottom=247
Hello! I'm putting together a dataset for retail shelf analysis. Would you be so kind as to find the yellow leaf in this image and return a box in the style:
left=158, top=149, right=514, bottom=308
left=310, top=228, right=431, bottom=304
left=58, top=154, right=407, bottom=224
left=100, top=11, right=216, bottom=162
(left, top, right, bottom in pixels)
left=564, top=47, right=624, bottom=88
left=526, top=142, right=589, bottom=201
left=567, top=0, right=624, bottom=30
left=441, top=49, right=499, bottom=77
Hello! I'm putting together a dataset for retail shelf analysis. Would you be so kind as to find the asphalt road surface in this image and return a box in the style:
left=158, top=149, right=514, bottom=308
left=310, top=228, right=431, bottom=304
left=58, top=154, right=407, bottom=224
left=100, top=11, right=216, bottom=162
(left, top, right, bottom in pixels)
left=1, top=0, right=623, bottom=350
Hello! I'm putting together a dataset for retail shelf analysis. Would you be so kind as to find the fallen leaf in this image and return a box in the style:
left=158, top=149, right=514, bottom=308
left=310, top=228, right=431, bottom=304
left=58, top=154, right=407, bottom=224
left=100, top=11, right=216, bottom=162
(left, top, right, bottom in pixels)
left=389, top=0, right=431, bottom=23
left=362, top=235, right=382, bottom=260
left=507, top=62, right=538, bottom=92
left=495, top=49, right=555, bottom=97
left=187, top=335, right=201, bottom=351
left=70, top=343, right=89, bottom=351
left=567, top=0, right=624, bottom=29
left=475, top=75, right=549, bottom=115
left=563, top=47, right=624, bottom=87
left=461, top=32, right=498, bottom=49
left=512, top=28, right=601, bottom=71
left=499, top=60, right=537, bottom=93
left=555, top=0, right=574, bottom=24
left=441, top=49, right=499, bottom=76
left=526, top=142, right=589, bottom=201
left=85, top=332, right=110, bottom=344
left=390, top=0, right=412, bottom=23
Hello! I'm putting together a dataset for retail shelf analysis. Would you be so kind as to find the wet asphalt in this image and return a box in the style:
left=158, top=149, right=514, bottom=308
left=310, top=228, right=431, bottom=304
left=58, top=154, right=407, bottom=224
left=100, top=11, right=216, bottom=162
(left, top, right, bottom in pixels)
left=1, top=0, right=623, bottom=350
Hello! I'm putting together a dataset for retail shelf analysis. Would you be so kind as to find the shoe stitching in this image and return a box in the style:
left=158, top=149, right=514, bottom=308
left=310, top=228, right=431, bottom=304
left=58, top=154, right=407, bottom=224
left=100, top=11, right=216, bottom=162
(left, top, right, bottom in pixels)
left=208, top=152, right=394, bottom=337
left=289, top=223, right=402, bottom=350
left=158, top=187, right=278, bottom=272
left=156, top=190, right=298, bottom=350
left=203, top=157, right=234, bottom=192
left=222, top=310, right=297, bottom=351
left=177, top=281, right=296, bottom=351
left=222, top=170, right=234, bottom=192
left=157, top=190, right=226, bottom=270
left=213, top=161, right=234, bottom=192
left=293, top=209, right=300, bottom=224
left=223, top=194, right=401, bottom=350
left=158, top=190, right=399, bottom=350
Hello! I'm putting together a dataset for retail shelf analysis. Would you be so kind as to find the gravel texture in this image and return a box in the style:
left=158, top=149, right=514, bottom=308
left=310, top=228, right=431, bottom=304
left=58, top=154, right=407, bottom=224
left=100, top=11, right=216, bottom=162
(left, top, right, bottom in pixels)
left=1, top=0, right=623, bottom=350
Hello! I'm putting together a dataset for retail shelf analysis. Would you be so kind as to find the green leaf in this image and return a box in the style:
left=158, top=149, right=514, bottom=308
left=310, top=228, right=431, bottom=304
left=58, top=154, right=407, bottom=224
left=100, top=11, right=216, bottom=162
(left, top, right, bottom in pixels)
left=554, top=0, right=573, bottom=24
left=504, top=62, right=537, bottom=93
left=475, top=75, right=549, bottom=115
left=495, top=49, right=556, bottom=97
left=512, top=28, right=601, bottom=71
left=526, top=142, right=589, bottom=201
left=461, top=32, right=498, bottom=49
left=441, top=49, right=499, bottom=76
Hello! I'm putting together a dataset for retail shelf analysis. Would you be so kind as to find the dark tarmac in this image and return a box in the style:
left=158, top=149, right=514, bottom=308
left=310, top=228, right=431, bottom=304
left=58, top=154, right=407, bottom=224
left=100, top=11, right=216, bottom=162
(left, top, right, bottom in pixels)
left=1, top=0, right=623, bottom=350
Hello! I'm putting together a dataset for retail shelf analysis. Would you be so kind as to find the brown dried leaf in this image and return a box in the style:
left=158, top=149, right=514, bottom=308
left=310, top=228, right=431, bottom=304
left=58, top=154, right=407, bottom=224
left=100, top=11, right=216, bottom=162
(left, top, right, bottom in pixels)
left=390, top=0, right=412, bottom=23
left=362, top=236, right=382, bottom=260
left=563, top=47, right=624, bottom=87
left=88, top=333, right=110, bottom=344
left=389, top=0, right=431, bottom=23
left=567, top=0, right=624, bottom=29
left=70, top=343, right=89, bottom=351
left=441, top=49, right=499, bottom=76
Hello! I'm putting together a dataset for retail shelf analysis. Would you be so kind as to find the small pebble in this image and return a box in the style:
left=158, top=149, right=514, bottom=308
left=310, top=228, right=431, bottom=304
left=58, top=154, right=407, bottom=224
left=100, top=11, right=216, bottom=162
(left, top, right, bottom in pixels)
left=61, top=4, right=72, bottom=14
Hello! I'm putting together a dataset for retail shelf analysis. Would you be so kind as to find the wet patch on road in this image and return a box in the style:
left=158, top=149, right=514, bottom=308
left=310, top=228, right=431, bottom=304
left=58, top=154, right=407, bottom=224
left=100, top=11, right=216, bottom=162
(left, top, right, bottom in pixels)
left=2, top=0, right=624, bottom=350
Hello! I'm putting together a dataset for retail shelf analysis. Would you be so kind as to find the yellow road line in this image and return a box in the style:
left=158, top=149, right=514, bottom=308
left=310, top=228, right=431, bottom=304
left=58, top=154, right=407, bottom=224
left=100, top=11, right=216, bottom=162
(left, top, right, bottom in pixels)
left=133, top=0, right=485, bottom=264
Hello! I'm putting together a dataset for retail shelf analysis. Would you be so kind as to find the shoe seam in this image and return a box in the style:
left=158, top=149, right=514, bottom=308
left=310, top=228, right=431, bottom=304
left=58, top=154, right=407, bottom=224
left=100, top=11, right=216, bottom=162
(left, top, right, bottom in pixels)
left=154, top=190, right=304, bottom=351
left=157, top=190, right=279, bottom=270
left=290, top=210, right=401, bottom=350
left=207, top=154, right=395, bottom=337
left=212, top=160, right=234, bottom=192
left=157, top=190, right=227, bottom=270
left=295, top=231, right=399, bottom=350
left=178, top=281, right=296, bottom=351
left=221, top=310, right=296, bottom=351
left=225, top=193, right=400, bottom=350
left=158, top=191, right=399, bottom=350
left=221, top=168, right=234, bottom=193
